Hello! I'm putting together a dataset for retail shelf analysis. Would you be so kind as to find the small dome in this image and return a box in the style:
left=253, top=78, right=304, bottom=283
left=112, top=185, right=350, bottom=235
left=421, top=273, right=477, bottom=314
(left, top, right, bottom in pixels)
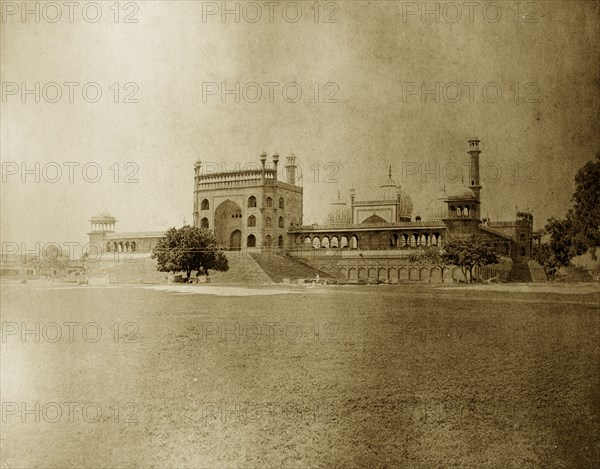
left=449, top=186, right=474, bottom=199
left=91, top=212, right=115, bottom=221
left=326, top=191, right=352, bottom=225
left=374, top=167, right=400, bottom=202
left=427, top=186, right=447, bottom=220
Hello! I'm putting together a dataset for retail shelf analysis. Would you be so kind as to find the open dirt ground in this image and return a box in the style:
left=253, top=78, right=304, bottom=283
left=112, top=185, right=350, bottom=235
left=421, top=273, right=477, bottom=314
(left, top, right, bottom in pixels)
left=1, top=282, right=599, bottom=468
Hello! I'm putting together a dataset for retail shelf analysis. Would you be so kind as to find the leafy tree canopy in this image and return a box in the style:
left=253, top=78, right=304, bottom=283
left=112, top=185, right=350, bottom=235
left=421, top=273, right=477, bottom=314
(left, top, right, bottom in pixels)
left=408, top=246, right=449, bottom=283
left=442, top=234, right=499, bottom=283
left=532, top=244, right=562, bottom=281
left=544, top=217, right=588, bottom=268
left=151, top=225, right=229, bottom=279
left=569, top=151, right=600, bottom=252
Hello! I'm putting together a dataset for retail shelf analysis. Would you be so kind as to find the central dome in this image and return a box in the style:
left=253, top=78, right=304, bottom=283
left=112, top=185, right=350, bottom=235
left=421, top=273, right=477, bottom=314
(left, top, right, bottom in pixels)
left=371, top=167, right=413, bottom=218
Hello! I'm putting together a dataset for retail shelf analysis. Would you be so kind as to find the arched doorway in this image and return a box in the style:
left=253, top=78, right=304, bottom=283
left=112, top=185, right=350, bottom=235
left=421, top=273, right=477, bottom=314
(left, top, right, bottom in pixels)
left=230, top=230, right=242, bottom=250
left=247, top=234, right=256, bottom=248
left=214, top=200, right=243, bottom=249
left=264, top=234, right=272, bottom=247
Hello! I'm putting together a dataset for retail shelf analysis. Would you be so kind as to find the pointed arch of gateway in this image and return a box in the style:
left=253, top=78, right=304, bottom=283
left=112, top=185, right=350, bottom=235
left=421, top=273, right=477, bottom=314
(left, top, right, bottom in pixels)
left=214, top=199, right=243, bottom=250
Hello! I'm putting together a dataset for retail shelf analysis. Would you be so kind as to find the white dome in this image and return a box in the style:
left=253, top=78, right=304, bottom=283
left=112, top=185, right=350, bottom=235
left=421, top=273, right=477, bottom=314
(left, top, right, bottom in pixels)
left=427, top=186, right=447, bottom=220
left=327, top=192, right=352, bottom=225
left=373, top=168, right=413, bottom=218
left=449, top=186, right=474, bottom=199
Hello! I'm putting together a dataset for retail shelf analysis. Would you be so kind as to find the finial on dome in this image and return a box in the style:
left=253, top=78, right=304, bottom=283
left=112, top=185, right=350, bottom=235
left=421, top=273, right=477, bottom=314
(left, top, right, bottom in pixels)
left=388, top=165, right=392, bottom=178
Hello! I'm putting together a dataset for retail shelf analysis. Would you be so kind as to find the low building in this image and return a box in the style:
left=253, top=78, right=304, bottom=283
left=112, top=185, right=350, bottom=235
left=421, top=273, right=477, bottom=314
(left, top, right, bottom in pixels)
left=87, top=213, right=164, bottom=254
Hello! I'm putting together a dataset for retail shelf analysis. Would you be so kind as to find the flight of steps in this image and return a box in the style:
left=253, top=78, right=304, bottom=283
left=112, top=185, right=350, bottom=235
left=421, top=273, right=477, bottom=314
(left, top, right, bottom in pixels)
left=527, top=260, right=548, bottom=282
left=508, top=260, right=533, bottom=282
left=83, top=251, right=326, bottom=285
left=249, top=252, right=332, bottom=283
left=207, top=252, right=273, bottom=284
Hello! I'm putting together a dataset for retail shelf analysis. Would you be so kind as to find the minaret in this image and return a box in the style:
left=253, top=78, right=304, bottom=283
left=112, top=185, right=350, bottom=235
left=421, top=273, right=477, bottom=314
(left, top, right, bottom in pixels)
left=285, top=153, right=297, bottom=185
left=194, top=160, right=202, bottom=185
left=272, top=153, right=279, bottom=181
left=260, top=151, right=267, bottom=184
left=468, top=138, right=482, bottom=201
left=193, top=160, right=202, bottom=227
left=349, top=187, right=356, bottom=223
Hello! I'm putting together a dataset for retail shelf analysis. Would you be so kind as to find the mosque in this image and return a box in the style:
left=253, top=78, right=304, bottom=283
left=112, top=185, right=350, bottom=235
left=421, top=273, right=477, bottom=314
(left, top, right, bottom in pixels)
left=88, top=138, right=535, bottom=281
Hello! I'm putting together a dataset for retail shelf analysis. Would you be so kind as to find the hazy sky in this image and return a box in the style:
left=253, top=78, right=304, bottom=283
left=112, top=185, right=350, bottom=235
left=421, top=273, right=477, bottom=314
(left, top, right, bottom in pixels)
left=1, top=0, right=599, bottom=251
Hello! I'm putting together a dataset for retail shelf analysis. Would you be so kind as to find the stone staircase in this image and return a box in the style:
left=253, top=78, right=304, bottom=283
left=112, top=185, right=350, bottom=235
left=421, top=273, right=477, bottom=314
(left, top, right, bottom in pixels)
left=508, top=260, right=532, bottom=282
left=250, top=251, right=332, bottom=283
left=208, top=251, right=273, bottom=284
left=82, top=251, right=328, bottom=285
left=527, top=260, right=548, bottom=282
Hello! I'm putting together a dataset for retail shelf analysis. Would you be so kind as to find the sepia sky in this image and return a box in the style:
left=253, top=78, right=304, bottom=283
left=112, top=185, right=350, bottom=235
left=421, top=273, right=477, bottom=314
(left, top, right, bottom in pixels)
left=1, top=0, right=599, bottom=250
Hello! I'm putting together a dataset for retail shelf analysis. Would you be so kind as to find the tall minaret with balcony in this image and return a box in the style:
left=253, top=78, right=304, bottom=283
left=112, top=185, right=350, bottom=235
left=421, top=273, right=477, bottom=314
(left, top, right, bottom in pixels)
left=468, top=138, right=482, bottom=220
left=468, top=138, right=482, bottom=201
left=272, top=153, right=279, bottom=181
left=285, top=153, right=298, bottom=184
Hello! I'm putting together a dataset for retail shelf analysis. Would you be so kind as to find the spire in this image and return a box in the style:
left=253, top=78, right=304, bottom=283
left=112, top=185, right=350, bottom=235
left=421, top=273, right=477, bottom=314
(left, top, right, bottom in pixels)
left=333, top=189, right=346, bottom=205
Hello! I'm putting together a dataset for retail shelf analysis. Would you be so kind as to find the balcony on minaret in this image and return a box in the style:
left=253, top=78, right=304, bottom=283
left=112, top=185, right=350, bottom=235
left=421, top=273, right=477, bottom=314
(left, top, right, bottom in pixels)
left=285, top=153, right=298, bottom=185
left=468, top=138, right=480, bottom=151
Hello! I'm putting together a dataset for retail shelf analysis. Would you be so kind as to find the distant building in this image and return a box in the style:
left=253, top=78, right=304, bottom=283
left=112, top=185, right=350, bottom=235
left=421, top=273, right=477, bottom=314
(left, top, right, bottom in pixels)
left=87, top=138, right=534, bottom=281
left=87, top=213, right=163, bottom=253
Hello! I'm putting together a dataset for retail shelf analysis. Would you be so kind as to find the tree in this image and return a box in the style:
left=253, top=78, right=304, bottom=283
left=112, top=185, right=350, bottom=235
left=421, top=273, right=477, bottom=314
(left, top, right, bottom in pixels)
left=534, top=217, right=587, bottom=280
left=152, top=225, right=229, bottom=280
left=544, top=217, right=588, bottom=267
left=408, top=246, right=448, bottom=283
left=442, top=234, right=499, bottom=283
left=532, top=243, right=562, bottom=281
left=569, top=151, right=600, bottom=255
left=533, top=152, right=599, bottom=275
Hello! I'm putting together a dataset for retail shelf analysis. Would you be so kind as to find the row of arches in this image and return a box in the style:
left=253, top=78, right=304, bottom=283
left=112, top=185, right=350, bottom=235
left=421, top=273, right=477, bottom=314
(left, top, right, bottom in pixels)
left=203, top=215, right=286, bottom=229
left=264, top=216, right=285, bottom=228
left=246, top=234, right=284, bottom=248
left=295, top=232, right=443, bottom=250
left=106, top=241, right=136, bottom=253
left=200, top=196, right=286, bottom=210
left=449, top=205, right=472, bottom=218
left=338, top=266, right=459, bottom=282
left=91, top=222, right=115, bottom=232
